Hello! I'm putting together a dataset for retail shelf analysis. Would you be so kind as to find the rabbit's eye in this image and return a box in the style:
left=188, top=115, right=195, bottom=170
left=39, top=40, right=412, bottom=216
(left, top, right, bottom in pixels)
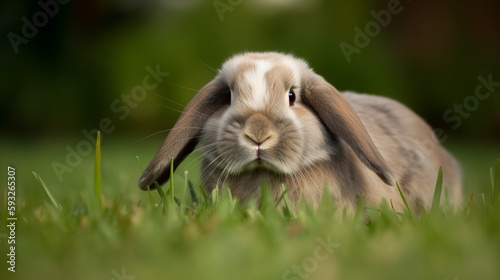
left=288, top=89, right=296, bottom=106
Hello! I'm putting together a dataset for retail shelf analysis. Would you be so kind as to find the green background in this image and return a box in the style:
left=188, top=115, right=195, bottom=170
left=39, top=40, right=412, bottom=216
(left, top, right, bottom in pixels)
left=1, top=1, right=500, bottom=280
left=2, top=0, right=499, bottom=138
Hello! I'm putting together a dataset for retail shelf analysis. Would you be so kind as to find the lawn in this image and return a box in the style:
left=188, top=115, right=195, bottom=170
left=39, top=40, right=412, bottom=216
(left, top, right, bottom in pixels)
left=1, top=136, right=499, bottom=280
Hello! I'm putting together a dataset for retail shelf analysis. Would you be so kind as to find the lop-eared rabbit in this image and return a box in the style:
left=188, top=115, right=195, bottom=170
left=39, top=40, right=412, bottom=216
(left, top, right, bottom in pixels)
left=139, top=52, right=462, bottom=213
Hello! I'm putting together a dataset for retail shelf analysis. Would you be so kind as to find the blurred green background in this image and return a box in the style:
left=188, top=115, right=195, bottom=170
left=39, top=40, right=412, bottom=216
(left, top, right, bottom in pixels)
left=2, top=3, right=500, bottom=280
left=1, top=0, right=499, bottom=189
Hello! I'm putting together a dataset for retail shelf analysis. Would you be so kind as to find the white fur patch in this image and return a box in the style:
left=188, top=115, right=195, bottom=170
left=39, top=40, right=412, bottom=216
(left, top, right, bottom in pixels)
left=243, top=59, right=271, bottom=110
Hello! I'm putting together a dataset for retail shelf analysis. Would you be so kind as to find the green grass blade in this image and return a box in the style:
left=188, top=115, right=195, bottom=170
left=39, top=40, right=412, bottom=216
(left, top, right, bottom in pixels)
left=198, top=183, right=209, bottom=204
left=169, top=157, right=175, bottom=203
left=32, top=172, right=62, bottom=211
left=211, top=185, right=220, bottom=206
left=188, top=181, right=198, bottom=204
left=259, top=182, right=272, bottom=214
left=180, top=170, right=188, bottom=211
left=225, top=187, right=236, bottom=211
left=431, top=167, right=443, bottom=212
left=135, top=156, right=143, bottom=171
left=395, top=181, right=414, bottom=220
left=94, top=130, right=103, bottom=212
left=275, top=185, right=289, bottom=206
left=155, top=181, right=167, bottom=214
left=278, top=184, right=295, bottom=218
left=146, top=186, right=156, bottom=207
left=491, top=158, right=500, bottom=205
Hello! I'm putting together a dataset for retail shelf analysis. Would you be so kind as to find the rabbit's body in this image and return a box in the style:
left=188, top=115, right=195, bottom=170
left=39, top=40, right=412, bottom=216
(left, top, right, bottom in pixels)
left=139, top=52, right=462, bottom=212
left=342, top=93, right=462, bottom=211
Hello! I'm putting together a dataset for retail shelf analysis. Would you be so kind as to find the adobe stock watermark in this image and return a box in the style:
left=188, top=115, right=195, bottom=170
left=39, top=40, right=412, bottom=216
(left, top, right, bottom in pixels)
left=282, top=235, right=340, bottom=280
left=7, top=0, right=71, bottom=54
left=51, top=65, right=169, bottom=182
left=213, top=0, right=243, bottom=21
left=339, top=0, right=408, bottom=64
left=409, top=73, right=499, bottom=165
left=443, top=74, right=499, bottom=130
left=110, top=267, right=136, bottom=280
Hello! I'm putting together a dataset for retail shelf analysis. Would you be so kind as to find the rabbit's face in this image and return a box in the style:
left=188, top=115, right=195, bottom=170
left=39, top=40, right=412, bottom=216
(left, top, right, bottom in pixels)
left=199, top=53, right=333, bottom=175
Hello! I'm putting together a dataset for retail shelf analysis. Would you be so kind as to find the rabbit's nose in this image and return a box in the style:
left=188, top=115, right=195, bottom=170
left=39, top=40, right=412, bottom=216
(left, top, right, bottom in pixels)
left=242, top=113, right=277, bottom=147
left=244, top=133, right=272, bottom=146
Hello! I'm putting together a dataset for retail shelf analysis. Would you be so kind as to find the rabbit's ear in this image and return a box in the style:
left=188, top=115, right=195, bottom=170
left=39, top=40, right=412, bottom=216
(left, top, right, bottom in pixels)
left=139, top=77, right=229, bottom=190
left=302, top=74, right=393, bottom=185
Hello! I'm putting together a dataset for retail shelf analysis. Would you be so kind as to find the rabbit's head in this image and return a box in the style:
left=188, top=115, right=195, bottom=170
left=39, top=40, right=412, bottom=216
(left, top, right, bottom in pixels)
left=139, top=52, right=392, bottom=190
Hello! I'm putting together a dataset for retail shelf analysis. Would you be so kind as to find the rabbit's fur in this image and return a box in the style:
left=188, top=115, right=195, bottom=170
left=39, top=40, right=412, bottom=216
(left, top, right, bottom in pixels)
left=139, top=52, right=462, bottom=213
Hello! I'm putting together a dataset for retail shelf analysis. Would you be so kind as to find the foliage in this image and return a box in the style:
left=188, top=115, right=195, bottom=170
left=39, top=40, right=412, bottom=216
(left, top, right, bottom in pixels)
left=1, top=140, right=499, bottom=280
left=1, top=0, right=499, bottom=139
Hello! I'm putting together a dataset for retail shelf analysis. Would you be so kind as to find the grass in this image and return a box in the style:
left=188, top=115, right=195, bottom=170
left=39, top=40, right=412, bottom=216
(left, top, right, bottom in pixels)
left=1, top=136, right=500, bottom=280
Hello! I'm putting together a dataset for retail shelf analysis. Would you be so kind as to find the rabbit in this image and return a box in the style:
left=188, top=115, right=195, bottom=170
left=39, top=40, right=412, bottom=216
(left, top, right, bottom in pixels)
left=138, top=52, right=462, bottom=213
